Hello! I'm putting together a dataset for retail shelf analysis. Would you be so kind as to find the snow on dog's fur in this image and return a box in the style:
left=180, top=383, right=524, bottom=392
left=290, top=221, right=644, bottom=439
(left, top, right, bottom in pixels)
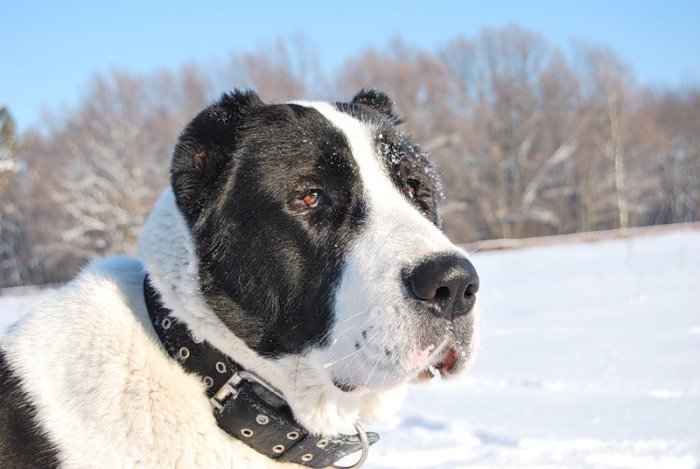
left=0, top=90, right=479, bottom=467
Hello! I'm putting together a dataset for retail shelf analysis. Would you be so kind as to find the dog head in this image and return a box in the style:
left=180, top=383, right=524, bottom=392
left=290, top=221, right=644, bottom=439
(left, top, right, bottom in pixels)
left=141, top=90, right=479, bottom=433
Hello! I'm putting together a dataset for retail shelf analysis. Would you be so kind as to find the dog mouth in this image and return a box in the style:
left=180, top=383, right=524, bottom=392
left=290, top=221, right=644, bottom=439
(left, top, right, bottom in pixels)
left=331, top=345, right=464, bottom=393
left=412, top=346, right=461, bottom=382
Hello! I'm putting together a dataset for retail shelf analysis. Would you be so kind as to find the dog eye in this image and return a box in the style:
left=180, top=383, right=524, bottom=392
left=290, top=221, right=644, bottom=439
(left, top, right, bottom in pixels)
left=302, top=189, right=324, bottom=208
left=405, top=179, right=421, bottom=199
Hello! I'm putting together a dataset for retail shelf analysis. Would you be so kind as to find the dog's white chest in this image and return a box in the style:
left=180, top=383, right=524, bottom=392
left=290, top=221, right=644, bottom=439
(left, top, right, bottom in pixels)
left=1, top=256, right=288, bottom=468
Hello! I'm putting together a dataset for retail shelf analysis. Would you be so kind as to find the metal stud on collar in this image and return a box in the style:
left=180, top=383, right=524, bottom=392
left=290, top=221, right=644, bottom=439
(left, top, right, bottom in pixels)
left=161, top=317, right=171, bottom=329
left=332, top=422, right=370, bottom=469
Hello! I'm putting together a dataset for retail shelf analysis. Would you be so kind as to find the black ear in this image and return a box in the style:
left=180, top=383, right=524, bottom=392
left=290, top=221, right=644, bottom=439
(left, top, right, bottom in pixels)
left=351, top=89, right=403, bottom=124
left=171, top=90, right=263, bottom=226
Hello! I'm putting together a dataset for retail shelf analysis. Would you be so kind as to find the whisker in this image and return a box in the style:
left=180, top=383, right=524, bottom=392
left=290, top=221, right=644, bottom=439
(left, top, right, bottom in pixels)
left=317, top=309, right=369, bottom=343
left=325, top=322, right=362, bottom=348
left=323, top=328, right=383, bottom=369
left=323, top=345, right=365, bottom=369
left=363, top=351, right=384, bottom=389
left=467, top=242, right=485, bottom=255
left=293, top=355, right=300, bottom=399
left=336, top=325, right=392, bottom=379
left=380, top=368, right=390, bottom=388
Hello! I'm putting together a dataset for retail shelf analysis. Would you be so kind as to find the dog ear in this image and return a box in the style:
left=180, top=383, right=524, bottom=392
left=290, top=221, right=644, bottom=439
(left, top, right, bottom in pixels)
left=351, top=89, right=403, bottom=124
left=171, top=90, right=263, bottom=226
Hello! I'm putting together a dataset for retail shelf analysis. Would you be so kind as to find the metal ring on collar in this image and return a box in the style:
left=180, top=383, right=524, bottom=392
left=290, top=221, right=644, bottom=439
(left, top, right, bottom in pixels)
left=332, top=422, right=369, bottom=469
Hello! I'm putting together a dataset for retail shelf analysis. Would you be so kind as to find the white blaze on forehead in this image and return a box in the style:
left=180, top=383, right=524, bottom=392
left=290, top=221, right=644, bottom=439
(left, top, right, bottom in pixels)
left=292, top=101, right=456, bottom=258
left=292, top=101, right=395, bottom=205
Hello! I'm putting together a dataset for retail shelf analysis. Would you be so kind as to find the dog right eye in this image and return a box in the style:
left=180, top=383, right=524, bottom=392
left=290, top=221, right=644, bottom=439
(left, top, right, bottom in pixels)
left=405, top=179, right=420, bottom=199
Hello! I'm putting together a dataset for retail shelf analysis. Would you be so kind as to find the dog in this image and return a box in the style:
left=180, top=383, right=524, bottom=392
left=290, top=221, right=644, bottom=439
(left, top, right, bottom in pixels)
left=0, top=90, right=479, bottom=467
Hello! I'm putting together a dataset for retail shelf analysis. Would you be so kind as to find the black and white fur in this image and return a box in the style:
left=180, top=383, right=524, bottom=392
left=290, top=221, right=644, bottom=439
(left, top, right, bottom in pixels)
left=0, top=90, right=479, bottom=467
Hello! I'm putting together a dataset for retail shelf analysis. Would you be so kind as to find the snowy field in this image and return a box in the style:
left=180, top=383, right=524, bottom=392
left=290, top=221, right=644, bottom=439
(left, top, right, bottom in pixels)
left=1, top=230, right=699, bottom=468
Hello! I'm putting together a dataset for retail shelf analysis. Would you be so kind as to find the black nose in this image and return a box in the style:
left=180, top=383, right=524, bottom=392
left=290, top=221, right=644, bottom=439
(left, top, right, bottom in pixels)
left=404, top=254, right=479, bottom=320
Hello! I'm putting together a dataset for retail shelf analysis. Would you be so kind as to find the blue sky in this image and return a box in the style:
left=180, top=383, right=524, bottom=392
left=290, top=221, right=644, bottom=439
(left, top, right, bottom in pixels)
left=2, top=0, right=699, bottom=131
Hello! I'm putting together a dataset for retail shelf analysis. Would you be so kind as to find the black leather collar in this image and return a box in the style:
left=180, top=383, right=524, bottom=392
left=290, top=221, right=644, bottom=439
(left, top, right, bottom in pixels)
left=144, top=275, right=378, bottom=468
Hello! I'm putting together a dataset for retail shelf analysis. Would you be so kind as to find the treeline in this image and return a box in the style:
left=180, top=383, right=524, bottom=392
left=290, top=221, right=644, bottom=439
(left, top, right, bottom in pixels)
left=1, top=27, right=699, bottom=287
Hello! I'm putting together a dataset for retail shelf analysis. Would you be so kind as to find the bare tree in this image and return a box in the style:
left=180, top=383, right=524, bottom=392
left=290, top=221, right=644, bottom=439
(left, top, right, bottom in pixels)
left=0, top=106, right=28, bottom=286
left=571, top=44, right=666, bottom=231
left=31, top=69, right=209, bottom=272
left=651, top=85, right=700, bottom=223
left=437, top=27, right=581, bottom=239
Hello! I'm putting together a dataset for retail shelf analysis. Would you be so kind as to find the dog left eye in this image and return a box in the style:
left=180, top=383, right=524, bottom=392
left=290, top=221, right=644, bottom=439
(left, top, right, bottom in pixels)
left=302, top=189, right=324, bottom=208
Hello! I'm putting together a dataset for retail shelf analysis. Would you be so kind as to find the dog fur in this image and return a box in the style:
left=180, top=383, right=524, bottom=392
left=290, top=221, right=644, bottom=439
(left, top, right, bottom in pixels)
left=0, top=90, right=478, bottom=467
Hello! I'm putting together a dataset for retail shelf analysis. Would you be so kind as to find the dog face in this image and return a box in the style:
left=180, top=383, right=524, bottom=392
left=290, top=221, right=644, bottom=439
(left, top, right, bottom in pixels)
left=170, top=90, right=478, bottom=398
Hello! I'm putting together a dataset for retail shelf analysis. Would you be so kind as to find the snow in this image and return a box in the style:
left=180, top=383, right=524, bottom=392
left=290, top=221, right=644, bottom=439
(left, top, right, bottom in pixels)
left=0, top=287, right=56, bottom=331
left=1, top=231, right=699, bottom=468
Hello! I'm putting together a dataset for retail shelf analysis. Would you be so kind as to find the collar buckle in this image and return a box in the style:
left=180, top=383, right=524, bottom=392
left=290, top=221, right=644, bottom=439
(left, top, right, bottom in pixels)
left=209, top=372, right=242, bottom=412
left=210, top=369, right=285, bottom=412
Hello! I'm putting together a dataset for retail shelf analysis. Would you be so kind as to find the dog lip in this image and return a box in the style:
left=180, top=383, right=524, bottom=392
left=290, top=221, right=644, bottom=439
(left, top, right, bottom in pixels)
left=440, top=347, right=459, bottom=373
left=413, top=345, right=462, bottom=382
left=411, top=368, right=435, bottom=383
left=332, top=378, right=358, bottom=393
